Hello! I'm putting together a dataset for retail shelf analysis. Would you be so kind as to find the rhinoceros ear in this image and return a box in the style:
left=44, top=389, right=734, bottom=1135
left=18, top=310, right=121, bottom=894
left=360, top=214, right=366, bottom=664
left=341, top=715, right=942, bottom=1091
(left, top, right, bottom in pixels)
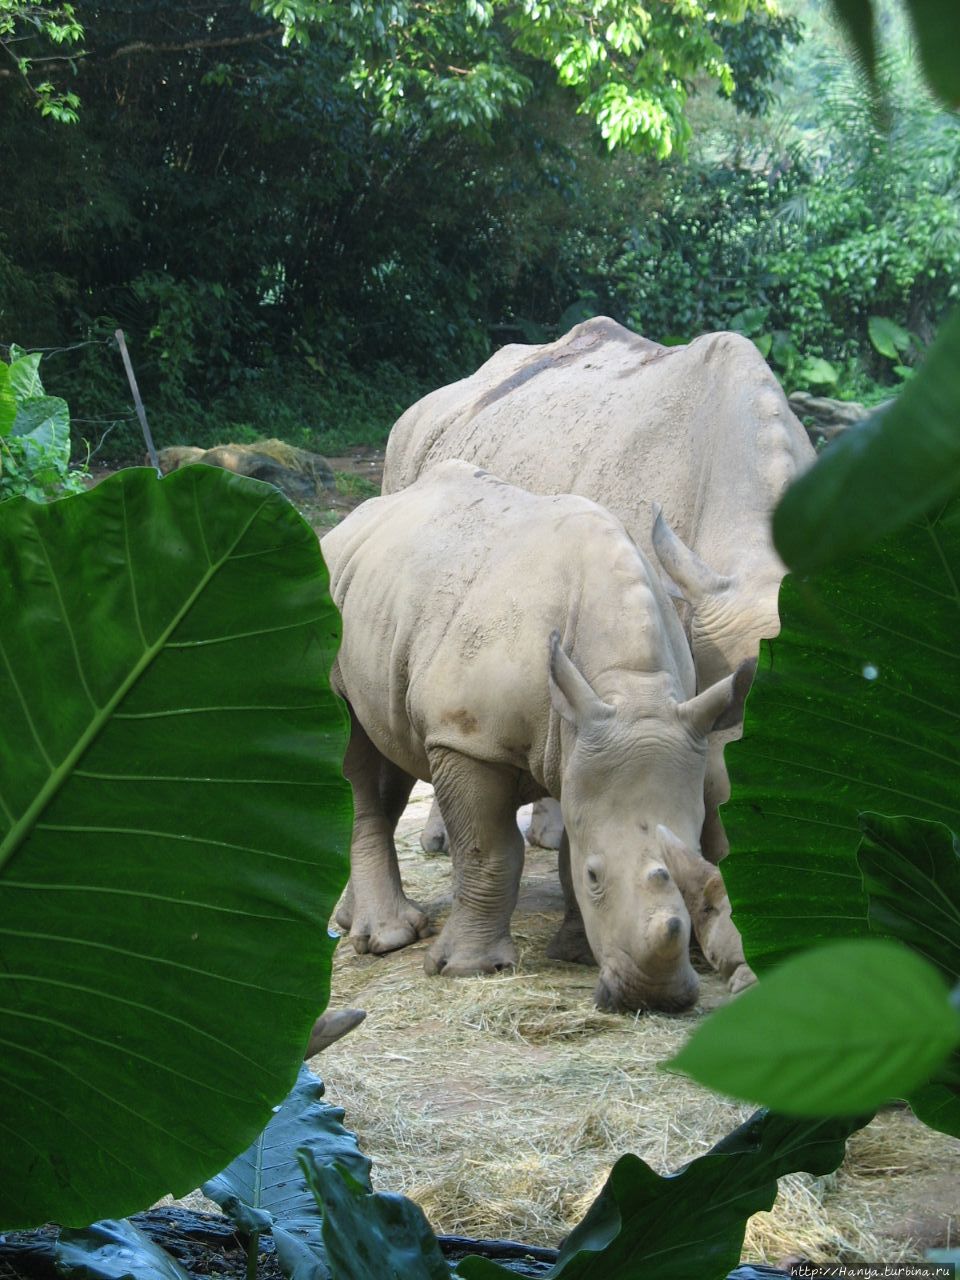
left=651, top=505, right=732, bottom=605
left=548, top=630, right=615, bottom=729
left=677, top=657, right=756, bottom=736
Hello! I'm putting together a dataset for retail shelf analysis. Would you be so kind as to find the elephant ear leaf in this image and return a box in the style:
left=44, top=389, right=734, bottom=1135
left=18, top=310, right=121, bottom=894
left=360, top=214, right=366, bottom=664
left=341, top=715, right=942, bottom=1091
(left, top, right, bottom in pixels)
left=0, top=466, right=352, bottom=1229
left=204, top=1063, right=373, bottom=1280
left=724, top=495, right=960, bottom=974
left=303, top=1160, right=451, bottom=1280
left=457, top=1111, right=862, bottom=1279
left=856, top=814, right=960, bottom=1137
left=55, top=1218, right=192, bottom=1280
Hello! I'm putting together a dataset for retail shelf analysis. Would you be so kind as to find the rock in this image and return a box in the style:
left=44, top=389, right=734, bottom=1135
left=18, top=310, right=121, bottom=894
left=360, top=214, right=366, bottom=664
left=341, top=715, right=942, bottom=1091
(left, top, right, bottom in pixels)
left=155, top=438, right=335, bottom=501
left=787, top=391, right=881, bottom=447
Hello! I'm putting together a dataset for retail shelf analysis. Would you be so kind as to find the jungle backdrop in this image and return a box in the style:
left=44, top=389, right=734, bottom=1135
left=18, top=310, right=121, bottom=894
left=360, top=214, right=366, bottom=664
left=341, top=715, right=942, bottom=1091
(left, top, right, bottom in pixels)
left=1, top=0, right=957, bottom=463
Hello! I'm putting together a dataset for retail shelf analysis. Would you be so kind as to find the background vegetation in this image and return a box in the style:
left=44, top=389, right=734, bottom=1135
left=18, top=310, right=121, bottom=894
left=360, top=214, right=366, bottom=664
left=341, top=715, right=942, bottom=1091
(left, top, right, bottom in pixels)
left=2, top=0, right=956, bottom=464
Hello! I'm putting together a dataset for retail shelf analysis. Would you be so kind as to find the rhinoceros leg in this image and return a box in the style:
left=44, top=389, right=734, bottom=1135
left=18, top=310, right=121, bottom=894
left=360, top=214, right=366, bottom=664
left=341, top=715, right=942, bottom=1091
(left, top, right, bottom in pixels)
left=527, top=797, right=564, bottom=850
left=340, top=706, right=430, bottom=955
left=420, top=798, right=450, bottom=853
left=423, top=748, right=523, bottom=977
left=545, top=832, right=596, bottom=965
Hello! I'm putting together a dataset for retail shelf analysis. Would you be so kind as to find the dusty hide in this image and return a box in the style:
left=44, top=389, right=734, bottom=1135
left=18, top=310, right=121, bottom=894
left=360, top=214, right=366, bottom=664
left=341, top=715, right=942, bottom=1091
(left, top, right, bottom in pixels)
left=155, top=438, right=335, bottom=501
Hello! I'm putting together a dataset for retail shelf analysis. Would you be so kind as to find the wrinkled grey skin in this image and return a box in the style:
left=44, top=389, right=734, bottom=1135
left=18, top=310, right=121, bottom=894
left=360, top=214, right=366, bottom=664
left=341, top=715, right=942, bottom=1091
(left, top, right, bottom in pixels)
left=383, top=317, right=815, bottom=863
left=323, top=462, right=751, bottom=1013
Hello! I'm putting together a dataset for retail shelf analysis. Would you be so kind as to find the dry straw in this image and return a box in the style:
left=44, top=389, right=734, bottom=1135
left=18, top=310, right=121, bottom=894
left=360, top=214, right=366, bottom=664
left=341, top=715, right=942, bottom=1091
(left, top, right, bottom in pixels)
left=315, top=786, right=959, bottom=1265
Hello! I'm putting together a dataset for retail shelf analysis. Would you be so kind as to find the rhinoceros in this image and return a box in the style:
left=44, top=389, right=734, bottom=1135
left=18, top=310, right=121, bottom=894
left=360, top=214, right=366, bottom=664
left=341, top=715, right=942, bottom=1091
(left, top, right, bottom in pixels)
left=382, top=316, right=816, bottom=862
left=322, top=461, right=753, bottom=1012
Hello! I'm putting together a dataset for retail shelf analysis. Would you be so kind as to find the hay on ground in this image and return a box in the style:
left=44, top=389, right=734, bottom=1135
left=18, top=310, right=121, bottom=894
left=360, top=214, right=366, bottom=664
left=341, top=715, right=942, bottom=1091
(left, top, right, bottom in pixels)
left=316, top=784, right=960, bottom=1263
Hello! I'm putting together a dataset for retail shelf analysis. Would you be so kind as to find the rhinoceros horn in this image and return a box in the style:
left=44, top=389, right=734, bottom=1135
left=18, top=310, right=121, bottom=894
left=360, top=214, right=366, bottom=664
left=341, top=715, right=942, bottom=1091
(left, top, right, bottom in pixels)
left=651, top=506, right=732, bottom=605
left=547, top=630, right=614, bottom=729
left=677, top=657, right=757, bottom=736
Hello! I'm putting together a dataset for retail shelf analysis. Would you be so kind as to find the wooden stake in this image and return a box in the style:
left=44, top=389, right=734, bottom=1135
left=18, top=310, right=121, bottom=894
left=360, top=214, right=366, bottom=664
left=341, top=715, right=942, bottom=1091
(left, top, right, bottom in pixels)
left=115, top=329, right=160, bottom=474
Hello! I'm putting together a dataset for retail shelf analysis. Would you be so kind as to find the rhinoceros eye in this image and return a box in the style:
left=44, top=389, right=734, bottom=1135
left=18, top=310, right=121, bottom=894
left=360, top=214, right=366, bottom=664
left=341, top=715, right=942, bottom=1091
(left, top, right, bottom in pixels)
left=585, top=856, right=605, bottom=895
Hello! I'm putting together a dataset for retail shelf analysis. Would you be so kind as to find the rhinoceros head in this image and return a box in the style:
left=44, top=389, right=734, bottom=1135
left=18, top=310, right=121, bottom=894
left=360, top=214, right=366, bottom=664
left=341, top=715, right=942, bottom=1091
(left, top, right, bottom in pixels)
left=548, top=632, right=747, bottom=1014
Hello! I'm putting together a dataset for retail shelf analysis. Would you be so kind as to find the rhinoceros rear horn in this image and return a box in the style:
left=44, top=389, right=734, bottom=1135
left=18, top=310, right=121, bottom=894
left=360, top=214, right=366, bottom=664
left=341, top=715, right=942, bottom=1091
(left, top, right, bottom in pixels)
left=548, top=630, right=615, bottom=729
left=651, top=506, right=731, bottom=605
left=677, top=657, right=756, bottom=737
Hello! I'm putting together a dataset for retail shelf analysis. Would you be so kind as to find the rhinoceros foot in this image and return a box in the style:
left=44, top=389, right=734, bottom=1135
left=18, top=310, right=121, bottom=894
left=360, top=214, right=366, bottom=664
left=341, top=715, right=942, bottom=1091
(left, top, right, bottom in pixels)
left=545, top=916, right=596, bottom=966
left=728, top=962, right=757, bottom=994
left=423, top=929, right=518, bottom=977
left=349, top=896, right=431, bottom=955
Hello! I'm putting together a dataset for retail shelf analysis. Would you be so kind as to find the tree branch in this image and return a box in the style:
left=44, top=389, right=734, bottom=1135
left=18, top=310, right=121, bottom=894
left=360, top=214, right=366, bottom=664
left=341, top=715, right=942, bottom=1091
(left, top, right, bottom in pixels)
left=0, top=26, right=284, bottom=78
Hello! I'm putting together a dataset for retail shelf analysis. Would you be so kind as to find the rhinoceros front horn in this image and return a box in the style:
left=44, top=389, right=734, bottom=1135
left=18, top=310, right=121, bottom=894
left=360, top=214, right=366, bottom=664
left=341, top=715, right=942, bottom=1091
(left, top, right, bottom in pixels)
left=651, top=506, right=731, bottom=605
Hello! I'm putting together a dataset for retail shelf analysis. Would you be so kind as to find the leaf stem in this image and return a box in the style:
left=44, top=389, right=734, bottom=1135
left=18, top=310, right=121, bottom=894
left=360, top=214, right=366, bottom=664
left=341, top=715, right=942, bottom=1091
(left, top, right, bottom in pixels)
left=246, top=1229, right=259, bottom=1280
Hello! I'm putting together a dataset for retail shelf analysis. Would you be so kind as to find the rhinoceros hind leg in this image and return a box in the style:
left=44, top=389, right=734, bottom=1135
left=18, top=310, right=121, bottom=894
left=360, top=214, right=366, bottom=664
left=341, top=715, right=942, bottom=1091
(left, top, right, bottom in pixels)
left=424, top=748, right=523, bottom=978
left=420, top=798, right=450, bottom=853
left=342, top=707, right=429, bottom=955
left=545, top=833, right=596, bottom=965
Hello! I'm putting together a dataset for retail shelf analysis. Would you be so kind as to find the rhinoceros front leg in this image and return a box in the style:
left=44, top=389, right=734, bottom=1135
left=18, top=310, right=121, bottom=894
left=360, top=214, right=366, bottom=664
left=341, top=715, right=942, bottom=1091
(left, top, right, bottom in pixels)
left=545, top=832, right=596, bottom=966
left=340, top=706, right=430, bottom=955
left=424, top=748, right=524, bottom=977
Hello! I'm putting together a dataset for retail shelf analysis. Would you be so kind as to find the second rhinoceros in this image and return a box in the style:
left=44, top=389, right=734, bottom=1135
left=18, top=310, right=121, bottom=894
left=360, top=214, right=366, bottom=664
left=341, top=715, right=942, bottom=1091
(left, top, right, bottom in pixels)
left=383, top=317, right=816, bottom=862
left=322, top=461, right=752, bottom=1012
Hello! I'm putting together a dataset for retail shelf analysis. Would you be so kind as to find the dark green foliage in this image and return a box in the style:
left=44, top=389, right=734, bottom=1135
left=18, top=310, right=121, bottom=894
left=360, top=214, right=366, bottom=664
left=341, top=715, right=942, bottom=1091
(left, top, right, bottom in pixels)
left=711, top=12, right=804, bottom=118
left=0, top=1, right=814, bottom=463
left=204, top=1063, right=372, bottom=1280
left=0, top=347, right=87, bottom=500
left=724, top=496, right=960, bottom=974
left=0, top=467, right=352, bottom=1227
left=858, top=814, right=960, bottom=983
left=857, top=814, right=960, bottom=1133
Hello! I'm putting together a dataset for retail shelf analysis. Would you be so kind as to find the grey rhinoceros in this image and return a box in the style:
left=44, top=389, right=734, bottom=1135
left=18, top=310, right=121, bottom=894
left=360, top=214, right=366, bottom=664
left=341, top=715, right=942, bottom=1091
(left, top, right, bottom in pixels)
left=382, top=316, right=816, bottom=862
left=322, top=461, right=753, bottom=1013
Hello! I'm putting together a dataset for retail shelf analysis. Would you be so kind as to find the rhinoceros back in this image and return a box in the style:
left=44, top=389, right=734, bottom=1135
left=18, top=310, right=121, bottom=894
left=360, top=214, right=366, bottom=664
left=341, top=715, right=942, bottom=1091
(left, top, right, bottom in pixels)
left=322, top=460, right=690, bottom=787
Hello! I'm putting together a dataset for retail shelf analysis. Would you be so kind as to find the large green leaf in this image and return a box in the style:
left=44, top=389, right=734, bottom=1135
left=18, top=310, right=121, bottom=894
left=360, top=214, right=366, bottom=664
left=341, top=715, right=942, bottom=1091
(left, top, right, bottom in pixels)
left=11, top=394, right=71, bottom=444
left=204, top=1063, right=372, bottom=1280
left=0, top=363, right=16, bottom=436
left=858, top=814, right=960, bottom=982
left=667, top=939, right=960, bottom=1115
left=8, top=351, right=44, bottom=403
left=773, top=307, right=960, bottom=573
left=458, top=1111, right=863, bottom=1279
left=856, top=813, right=960, bottom=1136
left=867, top=316, right=911, bottom=361
left=0, top=466, right=352, bottom=1228
left=303, top=1161, right=451, bottom=1280
left=901, top=0, right=960, bottom=108
left=908, top=1077, right=960, bottom=1139
left=723, top=496, right=960, bottom=973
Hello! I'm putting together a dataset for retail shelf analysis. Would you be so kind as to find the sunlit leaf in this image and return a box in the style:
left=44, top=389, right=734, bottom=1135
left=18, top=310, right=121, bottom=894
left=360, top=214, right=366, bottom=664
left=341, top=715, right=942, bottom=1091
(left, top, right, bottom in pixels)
left=668, top=939, right=960, bottom=1115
